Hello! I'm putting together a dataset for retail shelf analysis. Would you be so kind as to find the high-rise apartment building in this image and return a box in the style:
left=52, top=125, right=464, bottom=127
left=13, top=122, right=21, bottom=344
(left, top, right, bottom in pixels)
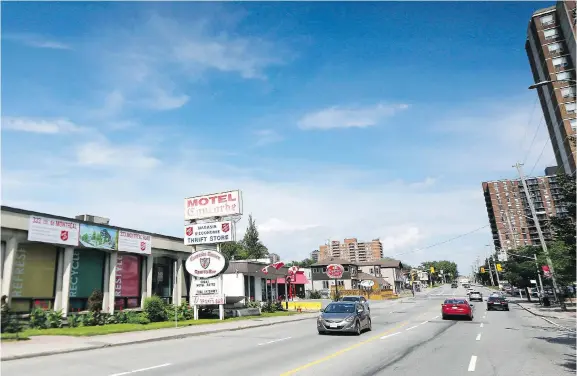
left=318, top=238, right=383, bottom=263
left=269, top=253, right=280, bottom=264
left=310, top=250, right=319, bottom=262
left=526, top=1, right=577, bottom=176
left=482, top=169, right=568, bottom=255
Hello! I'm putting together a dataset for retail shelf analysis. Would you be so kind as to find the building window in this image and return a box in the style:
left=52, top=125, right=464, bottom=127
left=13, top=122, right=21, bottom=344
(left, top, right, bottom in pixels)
left=552, top=56, right=568, bottom=70
left=543, top=28, right=559, bottom=40
left=337, top=280, right=344, bottom=286
left=557, top=71, right=573, bottom=82
left=570, top=118, right=577, bottom=131
left=565, top=102, right=576, bottom=114
left=322, top=281, right=329, bottom=289
left=540, top=14, right=554, bottom=26
left=561, top=87, right=576, bottom=98
left=547, top=42, right=562, bottom=53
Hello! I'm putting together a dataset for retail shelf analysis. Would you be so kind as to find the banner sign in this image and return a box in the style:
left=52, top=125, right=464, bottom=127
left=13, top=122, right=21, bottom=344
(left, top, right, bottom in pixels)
left=69, top=249, right=105, bottom=298
left=184, top=221, right=232, bottom=245
left=193, top=278, right=220, bottom=295
left=184, top=190, right=242, bottom=220
left=115, top=254, right=141, bottom=297
left=118, top=230, right=152, bottom=255
left=28, top=215, right=80, bottom=246
left=11, top=245, right=57, bottom=298
left=79, top=223, right=118, bottom=250
left=192, top=295, right=225, bottom=305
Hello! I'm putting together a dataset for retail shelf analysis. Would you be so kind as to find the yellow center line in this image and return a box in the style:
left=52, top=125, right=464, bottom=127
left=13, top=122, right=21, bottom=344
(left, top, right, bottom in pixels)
left=279, top=321, right=409, bottom=376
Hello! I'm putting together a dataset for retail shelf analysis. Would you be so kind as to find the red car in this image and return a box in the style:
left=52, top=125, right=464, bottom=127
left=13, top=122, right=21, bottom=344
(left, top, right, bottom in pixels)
left=441, top=298, right=474, bottom=320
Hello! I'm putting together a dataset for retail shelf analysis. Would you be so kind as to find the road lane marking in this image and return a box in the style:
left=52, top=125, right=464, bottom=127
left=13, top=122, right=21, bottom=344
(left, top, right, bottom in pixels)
left=406, top=325, right=419, bottom=331
left=258, top=337, right=292, bottom=346
left=480, top=323, right=484, bottom=328
left=279, top=321, right=408, bottom=376
left=468, top=355, right=477, bottom=371
left=381, top=332, right=401, bottom=339
left=433, top=315, right=440, bottom=319
left=476, top=333, right=481, bottom=341
left=420, top=320, right=429, bottom=325
left=109, top=364, right=171, bottom=376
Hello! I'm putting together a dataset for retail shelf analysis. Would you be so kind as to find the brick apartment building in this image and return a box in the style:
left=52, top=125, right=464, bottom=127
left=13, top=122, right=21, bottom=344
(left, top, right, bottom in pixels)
left=482, top=169, right=569, bottom=256
left=318, top=238, right=383, bottom=263
left=526, top=1, right=577, bottom=176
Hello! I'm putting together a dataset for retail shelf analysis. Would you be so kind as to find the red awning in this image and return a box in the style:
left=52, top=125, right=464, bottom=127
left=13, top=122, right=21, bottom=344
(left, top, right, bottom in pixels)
left=267, top=271, right=309, bottom=285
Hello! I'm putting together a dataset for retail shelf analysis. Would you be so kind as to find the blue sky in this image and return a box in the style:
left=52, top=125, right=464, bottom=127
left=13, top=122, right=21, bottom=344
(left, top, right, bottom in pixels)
left=1, top=1, right=555, bottom=273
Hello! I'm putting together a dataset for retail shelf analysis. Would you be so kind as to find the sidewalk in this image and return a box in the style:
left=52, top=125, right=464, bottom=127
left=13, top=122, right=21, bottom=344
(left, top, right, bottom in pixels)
left=512, top=298, right=577, bottom=320
left=1, top=312, right=318, bottom=361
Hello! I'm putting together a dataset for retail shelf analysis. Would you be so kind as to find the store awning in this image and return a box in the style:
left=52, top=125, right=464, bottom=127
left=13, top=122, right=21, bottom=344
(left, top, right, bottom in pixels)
left=266, top=271, right=310, bottom=285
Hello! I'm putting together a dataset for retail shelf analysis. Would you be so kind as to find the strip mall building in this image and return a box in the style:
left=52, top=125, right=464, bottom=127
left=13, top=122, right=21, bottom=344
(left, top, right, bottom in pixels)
left=0, top=206, right=301, bottom=315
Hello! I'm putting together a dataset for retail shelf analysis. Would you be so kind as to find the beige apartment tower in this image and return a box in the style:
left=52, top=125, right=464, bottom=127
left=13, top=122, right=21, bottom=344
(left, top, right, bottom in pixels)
left=319, top=238, right=383, bottom=263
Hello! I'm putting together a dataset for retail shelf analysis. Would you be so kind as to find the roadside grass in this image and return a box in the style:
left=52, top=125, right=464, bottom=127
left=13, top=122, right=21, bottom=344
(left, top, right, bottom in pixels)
left=1, top=311, right=300, bottom=339
left=0, top=332, right=30, bottom=341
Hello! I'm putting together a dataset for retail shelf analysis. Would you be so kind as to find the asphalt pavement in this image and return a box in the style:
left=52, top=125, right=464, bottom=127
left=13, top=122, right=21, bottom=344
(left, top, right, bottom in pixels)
left=2, top=285, right=575, bottom=376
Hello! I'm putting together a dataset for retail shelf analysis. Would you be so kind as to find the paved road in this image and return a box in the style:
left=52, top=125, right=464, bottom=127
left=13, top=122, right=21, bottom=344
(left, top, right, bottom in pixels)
left=2, top=285, right=575, bottom=376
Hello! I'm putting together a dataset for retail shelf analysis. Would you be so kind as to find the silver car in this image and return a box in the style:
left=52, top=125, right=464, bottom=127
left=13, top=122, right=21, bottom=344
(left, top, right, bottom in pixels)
left=317, top=302, right=372, bottom=335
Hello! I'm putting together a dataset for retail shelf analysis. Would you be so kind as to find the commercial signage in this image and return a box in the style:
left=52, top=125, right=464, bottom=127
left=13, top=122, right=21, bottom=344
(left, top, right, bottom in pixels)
left=69, top=249, right=105, bottom=298
left=184, top=221, right=232, bottom=245
left=193, top=278, right=220, bottom=295
left=118, top=230, right=152, bottom=255
left=326, top=264, right=344, bottom=279
left=184, top=190, right=242, bottom=220
left=79, top=223, right=118, bottom=250
left=185, top=250, right=228, bottom=278
left=542, top=265, right=552, bottom=278
left=28, top=215, right=80, bottom=246
left=192, top=295, right=225, bottom=305
left=360, top=280, right=375, bottom=288
left=11, top=244, right=57, bottom=298
left=115, top=254, right=141, bottom=297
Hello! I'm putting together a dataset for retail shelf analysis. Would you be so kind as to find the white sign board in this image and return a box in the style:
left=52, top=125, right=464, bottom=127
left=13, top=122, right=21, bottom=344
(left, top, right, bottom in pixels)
left=184, top=221, right=232, bottom=245
left=118, top=230, right=152, bottom=255
left=184, top=190, right=242, bottom=220
left=193, top=278, right=221, bottom=295
left=28, top=215, right=80, bottom=246
left=185, top=250, right=228, bottom=278
left=360, top=280, right=375, bottom=288
left=192, top=295, right=225, bottom=305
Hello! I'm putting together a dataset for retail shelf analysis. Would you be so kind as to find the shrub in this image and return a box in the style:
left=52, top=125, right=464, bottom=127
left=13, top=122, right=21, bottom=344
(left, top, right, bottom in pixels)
left=309, top=290, right=322, bottom=299
left=46, top=310, right=64, bottom=328
left=29, top=308, right=48, bottom=329
left=1, top=303, right=22, bottom=334
left=87, top=290, right=103, bottom=312
left=245, top=300, right=261, bottom=309
left=262, top=301, right=277, bottom=313
left=143, top=296, right=168, bottom=322
left=178, top=301, right=194, bottom=320
left=67, top=314, right=80, bottom=328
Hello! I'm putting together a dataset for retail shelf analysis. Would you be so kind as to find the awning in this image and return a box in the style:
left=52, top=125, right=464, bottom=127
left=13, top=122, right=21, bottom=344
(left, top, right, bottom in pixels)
left=266, top=272, right=310, bottom=285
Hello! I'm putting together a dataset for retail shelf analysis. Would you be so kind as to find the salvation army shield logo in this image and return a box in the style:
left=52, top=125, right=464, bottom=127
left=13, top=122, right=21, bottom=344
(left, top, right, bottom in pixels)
left=140, top=242, right=146, bottom=251
left=60, top=230, right=69, bottom=241
left=221, top=223, right=230, bottom=233
left=186, top=227, right=194, bottom=236
left=200, top=257, right=211, bottom=269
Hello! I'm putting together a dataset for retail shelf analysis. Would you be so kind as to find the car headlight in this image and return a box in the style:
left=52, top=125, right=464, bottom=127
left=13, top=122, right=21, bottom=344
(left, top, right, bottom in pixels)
left=345, top=315, right=355, bottom=322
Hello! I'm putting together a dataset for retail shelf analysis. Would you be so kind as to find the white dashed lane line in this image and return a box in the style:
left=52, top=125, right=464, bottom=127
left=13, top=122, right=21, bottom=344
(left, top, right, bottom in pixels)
left=381, top=332, right=401, bottom=340
left=109, top=364, right=171, bottom=376
left=476, top=333, right=482, bottom=341
left=480, top=323, right=484, bottom=328
left=258, top=337, right=292, bottom=346
left=468, top=355, right=477, bottom=372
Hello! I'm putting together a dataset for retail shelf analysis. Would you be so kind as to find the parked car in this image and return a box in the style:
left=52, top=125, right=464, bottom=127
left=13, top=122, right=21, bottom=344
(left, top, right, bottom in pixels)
left=340, top=295, right=370, bottom=312
left=487, top=296, right=509, bottom=311
left=317, top=302, right=372, bottom=335
left=441, top=298, right=474, bottom=321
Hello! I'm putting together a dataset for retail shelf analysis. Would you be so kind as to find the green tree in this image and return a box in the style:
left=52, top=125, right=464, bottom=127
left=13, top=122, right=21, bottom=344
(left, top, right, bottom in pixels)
left=220, top=241, right=248, bottom=260
left=502, top=246, right=541, bottom=290
left=242, top=214, right=269, bottom=259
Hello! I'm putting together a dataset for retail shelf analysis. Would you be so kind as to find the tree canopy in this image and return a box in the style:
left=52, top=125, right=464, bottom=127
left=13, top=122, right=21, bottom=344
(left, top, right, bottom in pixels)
left=420, top=260, right=459, bottom=281
left=219, top=214, right=269, bottom=260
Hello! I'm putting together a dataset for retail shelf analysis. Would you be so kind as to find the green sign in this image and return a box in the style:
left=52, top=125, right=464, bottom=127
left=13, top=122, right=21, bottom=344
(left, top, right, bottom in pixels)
left=69, top=249, right=105, bottom=298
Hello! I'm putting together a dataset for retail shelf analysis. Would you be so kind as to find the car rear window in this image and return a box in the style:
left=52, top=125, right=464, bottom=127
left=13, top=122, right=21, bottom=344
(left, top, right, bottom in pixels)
left=341, top=297, right=360, bottom=302
left=488, top=296, right=504, bottom=301
left=444, top=299, right=466, bottom=304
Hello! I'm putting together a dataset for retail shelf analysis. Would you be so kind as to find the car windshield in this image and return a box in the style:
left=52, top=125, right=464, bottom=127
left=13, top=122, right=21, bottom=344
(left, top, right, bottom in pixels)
left=324, top=303, right=356, bottom=313
left=341, top=297, right=360, bottom=302
left=444, top=299, right=466, bottom=304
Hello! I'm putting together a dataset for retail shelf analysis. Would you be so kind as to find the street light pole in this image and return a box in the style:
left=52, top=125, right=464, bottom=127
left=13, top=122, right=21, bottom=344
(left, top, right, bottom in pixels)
left=514, top=162, right=560, bottom=305
left=485, top=246, right=496, bottom=286
left=528, top=78, right=577, bottom=90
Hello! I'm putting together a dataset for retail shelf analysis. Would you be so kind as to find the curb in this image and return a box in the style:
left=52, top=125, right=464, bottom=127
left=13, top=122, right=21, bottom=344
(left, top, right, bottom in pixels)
left=514, top=302, right=576, bottom=332
left=1, top=315, right=317, bottom=362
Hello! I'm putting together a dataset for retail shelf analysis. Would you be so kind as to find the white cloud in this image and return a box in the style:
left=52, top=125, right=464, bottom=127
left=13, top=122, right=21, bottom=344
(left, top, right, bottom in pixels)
left=253, top=129, right=283, bottom=147
left=75, top=141, right=160, bottom=169
left=258, top=218, right=319, bottom=234
left=2, top=117, right=83, bottom=134
left=298, top=103, right=409, bottom=130
left=3, top=33, right=72, bottom=50
left=409, top=177, right=437, bottom=188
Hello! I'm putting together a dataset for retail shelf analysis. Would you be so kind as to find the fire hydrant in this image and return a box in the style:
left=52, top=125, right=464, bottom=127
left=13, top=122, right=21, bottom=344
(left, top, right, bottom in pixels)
left=297, top=307, right=302, bottom=313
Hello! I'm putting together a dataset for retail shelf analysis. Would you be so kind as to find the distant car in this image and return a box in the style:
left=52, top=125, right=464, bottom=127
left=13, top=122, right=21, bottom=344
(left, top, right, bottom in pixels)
left=487, top=296, right=509, bottom=311
left=340, top=295, right=370, bottom=312
left=317, top=302, right=371, bottom=335
left=442, top=298, right=474, bottom=320
left=451, top=282, right=458, bottom=288
left=463, top=283, right=470, bottom=289
left=469, top=291, right=483, bottom=302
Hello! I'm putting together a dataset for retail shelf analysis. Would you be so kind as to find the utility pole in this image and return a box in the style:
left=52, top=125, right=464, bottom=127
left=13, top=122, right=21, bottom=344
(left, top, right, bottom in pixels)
left=486, top=249, right=496, bottom=286
left=514, top=162, right=561, bottom=305
left=492, top=254, right=501, bottom=287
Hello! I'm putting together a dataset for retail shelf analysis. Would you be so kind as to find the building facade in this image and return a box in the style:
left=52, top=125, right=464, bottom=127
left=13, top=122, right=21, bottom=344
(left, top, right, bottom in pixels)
left=482, top=170, right=568, bottom=254
left=318, top=238, right=383, bottom=263
left=310, top=250, right=319, bottom=263
left=526, top=1, right=577, bottom=176
left=357, top=260, right=405, bottom=294
left=310, top=258, right=359, bottom=291
left=268, top=253, right=280, bottom=264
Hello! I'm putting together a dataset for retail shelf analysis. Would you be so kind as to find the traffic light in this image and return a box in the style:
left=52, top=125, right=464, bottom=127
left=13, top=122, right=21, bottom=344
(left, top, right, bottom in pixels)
left=480, top=267, right=486, bottom=273
left=496, top=263, right=503, bottom=272
left=430, top=266, right=435, bottom=273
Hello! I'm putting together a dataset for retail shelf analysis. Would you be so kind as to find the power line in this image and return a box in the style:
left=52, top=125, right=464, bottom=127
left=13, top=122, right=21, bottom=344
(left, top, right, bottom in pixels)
left=391, top=225, right=490, bottom=258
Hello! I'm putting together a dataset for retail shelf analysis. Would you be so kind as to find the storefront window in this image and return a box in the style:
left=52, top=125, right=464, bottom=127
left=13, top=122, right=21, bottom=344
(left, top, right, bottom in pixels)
left=11, top=243, right=58, bottom=312
left=69, top=249, right=105, bottom=312
left=152, top=256, right=174, bottom=304
left=114, top=254, right=142, bottom=310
